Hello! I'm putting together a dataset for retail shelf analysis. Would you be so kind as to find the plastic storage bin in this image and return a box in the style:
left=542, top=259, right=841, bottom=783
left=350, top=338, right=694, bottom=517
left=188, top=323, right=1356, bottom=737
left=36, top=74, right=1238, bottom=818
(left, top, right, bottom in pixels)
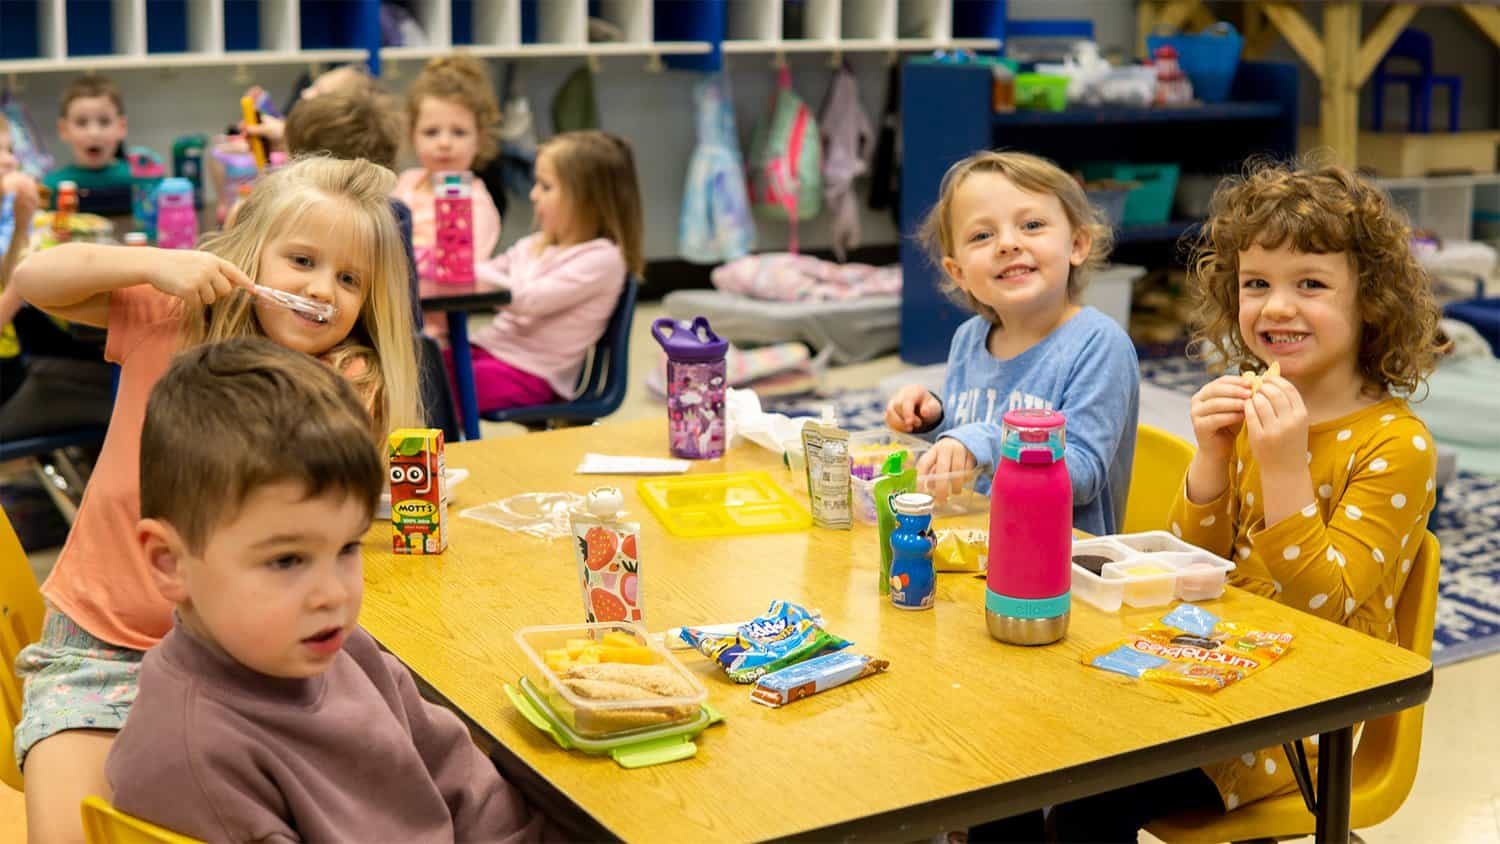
left=1014, top=73, right=1069, bottom=112
left=1083, top=162, right=1181, bottom=226
left=514, top=622, right=708, bottom=740
left=1146, top=22, right=1244, bottom=103
left=1085, top=186, right=1131, bottom=227
left=1071, top=533, right=1236, bottom=611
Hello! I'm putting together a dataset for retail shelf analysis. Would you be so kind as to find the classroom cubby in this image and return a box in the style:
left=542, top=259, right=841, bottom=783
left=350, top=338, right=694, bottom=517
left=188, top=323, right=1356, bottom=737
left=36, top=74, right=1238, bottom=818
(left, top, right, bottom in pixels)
left=841, top=0, right=894, bottom=41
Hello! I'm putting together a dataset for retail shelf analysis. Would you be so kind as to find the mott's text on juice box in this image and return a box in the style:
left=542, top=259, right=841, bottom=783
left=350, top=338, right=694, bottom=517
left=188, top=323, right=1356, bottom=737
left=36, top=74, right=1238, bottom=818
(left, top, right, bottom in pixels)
left=389, top=428, right=447, bottom=555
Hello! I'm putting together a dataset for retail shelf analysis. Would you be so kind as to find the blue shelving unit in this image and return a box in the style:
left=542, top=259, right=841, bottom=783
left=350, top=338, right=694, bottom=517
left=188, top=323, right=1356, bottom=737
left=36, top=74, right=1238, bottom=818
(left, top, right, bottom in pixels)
left=898, top=59, right=1299, bottom=364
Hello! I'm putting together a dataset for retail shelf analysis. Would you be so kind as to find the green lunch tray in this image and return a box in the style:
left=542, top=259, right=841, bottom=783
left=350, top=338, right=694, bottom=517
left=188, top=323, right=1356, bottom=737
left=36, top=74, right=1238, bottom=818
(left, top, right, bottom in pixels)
left=636, top=471, right=811, bottom=538
left=505, top=677, right=723, bottom=768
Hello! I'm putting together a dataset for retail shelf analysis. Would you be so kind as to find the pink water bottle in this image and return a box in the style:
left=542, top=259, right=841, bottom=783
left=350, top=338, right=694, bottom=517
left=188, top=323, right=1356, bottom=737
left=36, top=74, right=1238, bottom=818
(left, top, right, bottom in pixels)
left=431, top=171, right=474, bottom=284
left=153, top=177, right=197, bottom=250
left=985, top=409, right=1072, bottom=645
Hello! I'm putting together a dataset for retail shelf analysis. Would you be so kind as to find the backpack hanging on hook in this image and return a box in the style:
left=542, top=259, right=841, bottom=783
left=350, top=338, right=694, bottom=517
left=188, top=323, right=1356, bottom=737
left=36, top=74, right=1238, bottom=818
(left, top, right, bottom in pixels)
left=817, top=61, right=874, bottom=262
left=679, top=73, right=755, bottom=264
left=551, top=64, right=600, bottom=133
left=747, top=65, right=822, bottom=254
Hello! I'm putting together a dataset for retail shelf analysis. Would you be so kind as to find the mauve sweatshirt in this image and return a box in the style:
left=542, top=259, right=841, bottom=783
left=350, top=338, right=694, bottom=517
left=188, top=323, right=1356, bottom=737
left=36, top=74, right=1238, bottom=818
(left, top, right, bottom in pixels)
left=107, top=620, right=553, bottom=843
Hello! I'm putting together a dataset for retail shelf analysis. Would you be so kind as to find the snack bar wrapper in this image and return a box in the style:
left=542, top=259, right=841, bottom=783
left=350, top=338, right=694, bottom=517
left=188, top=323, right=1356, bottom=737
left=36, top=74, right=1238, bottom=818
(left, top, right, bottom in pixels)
left=1083, top=604, right=1293, bottom=692
left=679, top=600, right=851, bottom=684
left=751, top=652, right=888, bottom=708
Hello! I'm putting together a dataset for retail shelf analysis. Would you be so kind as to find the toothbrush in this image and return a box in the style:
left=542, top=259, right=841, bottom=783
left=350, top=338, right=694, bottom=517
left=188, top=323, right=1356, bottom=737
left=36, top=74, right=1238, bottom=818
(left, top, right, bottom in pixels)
left=251, top=285, right=336, bottom=323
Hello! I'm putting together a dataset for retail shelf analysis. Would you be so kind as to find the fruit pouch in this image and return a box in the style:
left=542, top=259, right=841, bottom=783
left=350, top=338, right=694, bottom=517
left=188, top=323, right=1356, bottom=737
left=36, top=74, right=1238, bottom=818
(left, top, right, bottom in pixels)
left=570, top=488, right=642, bottom=624
left=1083, top=604, right=1293, bottom=692
left=679, top=600, right=851, bottom=684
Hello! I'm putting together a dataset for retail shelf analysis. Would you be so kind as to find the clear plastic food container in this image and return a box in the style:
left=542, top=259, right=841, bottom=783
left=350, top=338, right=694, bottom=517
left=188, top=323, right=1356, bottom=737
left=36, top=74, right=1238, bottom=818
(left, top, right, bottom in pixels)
left=514, top=622, right=708, bottom=739
left=852, top=466, right=989, bottom=524
left=1070, top=533, right=1236, bottom=611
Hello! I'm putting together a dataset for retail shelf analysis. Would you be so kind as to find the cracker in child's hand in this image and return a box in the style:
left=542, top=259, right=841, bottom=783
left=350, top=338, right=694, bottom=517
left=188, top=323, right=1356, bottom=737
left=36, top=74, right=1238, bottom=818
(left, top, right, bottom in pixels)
left=1244, top=362, right=1280, bottom=396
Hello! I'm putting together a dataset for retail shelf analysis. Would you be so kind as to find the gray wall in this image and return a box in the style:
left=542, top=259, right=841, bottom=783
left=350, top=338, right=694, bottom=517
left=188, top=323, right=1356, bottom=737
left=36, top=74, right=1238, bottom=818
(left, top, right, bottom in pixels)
left=11, top=1, right=1497, bottom=260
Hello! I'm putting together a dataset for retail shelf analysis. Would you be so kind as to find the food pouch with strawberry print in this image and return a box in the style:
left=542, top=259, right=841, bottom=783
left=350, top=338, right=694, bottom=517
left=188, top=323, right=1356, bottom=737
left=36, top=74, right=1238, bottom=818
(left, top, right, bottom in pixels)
left=570, top=487, right=643, bottom=624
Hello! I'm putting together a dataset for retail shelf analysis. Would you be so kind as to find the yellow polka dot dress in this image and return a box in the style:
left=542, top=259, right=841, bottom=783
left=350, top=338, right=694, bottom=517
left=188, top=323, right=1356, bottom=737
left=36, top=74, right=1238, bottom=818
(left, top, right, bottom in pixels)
left=1167, top=398, right=1436, bottom=809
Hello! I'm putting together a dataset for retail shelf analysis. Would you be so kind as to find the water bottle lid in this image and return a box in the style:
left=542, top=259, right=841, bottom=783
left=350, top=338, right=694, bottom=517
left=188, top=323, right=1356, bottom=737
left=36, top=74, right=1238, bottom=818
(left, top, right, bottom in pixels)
left=892, top=492, right=934, bottom=516
left=1000, top=409, right=1066, bottom=463
left=651, top=316, right=728, bottom=361
left=158, top=177, right=194, bottom=195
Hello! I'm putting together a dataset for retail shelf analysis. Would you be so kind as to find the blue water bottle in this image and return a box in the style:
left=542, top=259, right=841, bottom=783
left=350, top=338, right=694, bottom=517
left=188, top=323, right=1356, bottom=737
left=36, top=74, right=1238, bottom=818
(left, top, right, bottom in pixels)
left=889, top=492, right=936, bottom=610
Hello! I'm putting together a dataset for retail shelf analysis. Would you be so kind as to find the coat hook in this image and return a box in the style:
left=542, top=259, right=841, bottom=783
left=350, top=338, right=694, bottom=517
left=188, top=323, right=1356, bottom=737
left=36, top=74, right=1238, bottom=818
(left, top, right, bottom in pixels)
left=5, top=73, right=23, bottom=96
left=587, top=54, right=601, bottom=74
left=384, top=58, right=402, bottom=80
left=827, top=49, right=842, bottom=69
left=772, top=50, right=786, bottom=70
left=885, top=49, right=899, bottom=67
left=232, top=64, right=251, bottom=86
left=644, top=53, right=664, bottom=74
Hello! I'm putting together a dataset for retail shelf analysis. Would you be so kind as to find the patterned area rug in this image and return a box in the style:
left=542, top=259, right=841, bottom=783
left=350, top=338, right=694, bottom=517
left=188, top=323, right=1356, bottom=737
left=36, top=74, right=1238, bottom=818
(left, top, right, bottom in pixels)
left=771, top=355, right=1500, bottom=667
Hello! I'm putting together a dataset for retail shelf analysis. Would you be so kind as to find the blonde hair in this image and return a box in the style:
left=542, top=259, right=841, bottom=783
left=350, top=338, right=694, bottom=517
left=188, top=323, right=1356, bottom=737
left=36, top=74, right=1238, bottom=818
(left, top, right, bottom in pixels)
left=405, top=55, right=501, bottom=168
left=1189, top=158, right=1442, bottom=397
left=141, top=337, right=384, bottom=553
left=184, top=155, right=421, bottom=439
left=917, top=150, right=1112, bottom=325
left=536, top=131, right=644, bottom=277
left=286, top=88, right=403, bottom=170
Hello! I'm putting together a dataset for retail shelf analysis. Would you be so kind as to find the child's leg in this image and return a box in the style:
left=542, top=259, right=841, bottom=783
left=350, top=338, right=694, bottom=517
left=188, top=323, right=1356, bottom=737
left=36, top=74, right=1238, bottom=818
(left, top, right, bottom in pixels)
left=13, top=611, right=144, bottom=844
left=22, top=729, right=115, bottom=844
left=1045, top=767, right=1222, bottom=843
left=444, top=345, right=559, bottom=413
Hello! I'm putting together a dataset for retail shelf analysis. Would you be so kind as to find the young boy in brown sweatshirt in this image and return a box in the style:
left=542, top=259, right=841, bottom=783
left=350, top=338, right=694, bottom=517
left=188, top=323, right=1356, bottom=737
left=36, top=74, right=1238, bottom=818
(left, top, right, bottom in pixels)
left=106, top=337, right=554, bottom=842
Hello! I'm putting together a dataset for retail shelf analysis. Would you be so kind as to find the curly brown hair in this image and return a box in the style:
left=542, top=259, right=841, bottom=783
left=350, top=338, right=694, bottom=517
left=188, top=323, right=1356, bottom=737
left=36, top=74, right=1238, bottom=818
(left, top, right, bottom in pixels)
left=404, top=54, right=501, bottom=168
left=1188, top=159, right=1441, bottom=397
left=917, top=150, right=1113, bottom=326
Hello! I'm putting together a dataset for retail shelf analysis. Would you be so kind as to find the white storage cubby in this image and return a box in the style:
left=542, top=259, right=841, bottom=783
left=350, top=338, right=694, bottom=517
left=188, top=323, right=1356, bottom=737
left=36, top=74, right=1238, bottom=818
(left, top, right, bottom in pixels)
left=782, top=0, right=839, bottom=42
left=596, top=0, right=651, bottom=44
left=842, top=0, right=895, bottom=41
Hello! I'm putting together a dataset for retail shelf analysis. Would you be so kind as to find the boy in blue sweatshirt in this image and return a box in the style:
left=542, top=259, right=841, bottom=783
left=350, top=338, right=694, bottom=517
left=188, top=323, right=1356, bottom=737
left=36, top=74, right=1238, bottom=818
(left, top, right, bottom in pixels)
left=885, top=151, right=1138, bottom=535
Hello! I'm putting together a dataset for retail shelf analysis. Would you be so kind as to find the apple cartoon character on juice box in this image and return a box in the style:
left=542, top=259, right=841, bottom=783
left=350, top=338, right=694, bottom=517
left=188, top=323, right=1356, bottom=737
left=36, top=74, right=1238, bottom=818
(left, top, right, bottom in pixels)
left=570, top=487, right=642, bottom=623
left=389, top=428, right=448, bottom=555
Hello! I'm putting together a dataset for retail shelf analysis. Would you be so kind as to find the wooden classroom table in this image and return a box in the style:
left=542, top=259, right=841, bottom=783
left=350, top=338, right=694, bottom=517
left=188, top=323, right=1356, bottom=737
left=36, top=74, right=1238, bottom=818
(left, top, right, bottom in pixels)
left=359, top=418, right=1432, bottom=843
left=417, top=278, right=511, bottom=441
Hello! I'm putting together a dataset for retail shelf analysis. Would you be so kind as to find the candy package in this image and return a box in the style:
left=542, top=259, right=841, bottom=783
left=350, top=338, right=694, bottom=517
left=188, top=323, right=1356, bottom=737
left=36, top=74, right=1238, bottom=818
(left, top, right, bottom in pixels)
left=678, top=600, right=851, bottom=684
left=1083, top=605, right=1292, bottom=692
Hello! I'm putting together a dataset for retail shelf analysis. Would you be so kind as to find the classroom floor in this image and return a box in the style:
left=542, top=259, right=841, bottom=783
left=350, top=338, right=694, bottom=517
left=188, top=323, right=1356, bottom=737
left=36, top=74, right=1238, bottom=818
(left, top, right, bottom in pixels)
left=1, top=302, right=1496, bottom=842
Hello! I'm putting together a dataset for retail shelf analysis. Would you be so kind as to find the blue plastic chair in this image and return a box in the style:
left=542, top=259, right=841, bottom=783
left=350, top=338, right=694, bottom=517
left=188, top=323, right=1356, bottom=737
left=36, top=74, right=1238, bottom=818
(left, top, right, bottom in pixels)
left=480, top=274, right=638, bottom=429
left=1372, top=29, right=1461, bottom=133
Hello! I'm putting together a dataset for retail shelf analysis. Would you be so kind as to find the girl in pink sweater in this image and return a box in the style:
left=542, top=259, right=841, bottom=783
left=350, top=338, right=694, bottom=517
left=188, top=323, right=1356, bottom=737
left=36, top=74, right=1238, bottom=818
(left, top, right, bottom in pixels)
left=457, top=130, right=644, bottom=410
left=392, top=56, right=502, bottom=282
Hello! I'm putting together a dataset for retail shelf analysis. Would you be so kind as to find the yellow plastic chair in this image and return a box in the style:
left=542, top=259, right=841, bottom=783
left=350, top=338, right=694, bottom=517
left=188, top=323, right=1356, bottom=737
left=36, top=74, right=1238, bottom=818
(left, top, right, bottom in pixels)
left=1, top=506, right=47, bottom=791
left=81, top=795, right=204, bottom=844
left=1123, top=425, right=1197, bottom=534
left=1148, top=531, right=1442, bottom=843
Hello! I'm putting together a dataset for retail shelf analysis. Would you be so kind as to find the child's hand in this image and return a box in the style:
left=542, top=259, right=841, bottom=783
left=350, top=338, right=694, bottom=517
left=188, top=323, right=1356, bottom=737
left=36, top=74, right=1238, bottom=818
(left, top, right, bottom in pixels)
left=1189, top=375, right=1252, bottom=461
left=1244, top=375, right=1309, bottom=476
left=916, top=438, right=977, bottom=493
left=1, top=172, right=39, bottom=221
left=885, top=384, right=942, bottom=433
left=147, top=249, right=253, bottom=308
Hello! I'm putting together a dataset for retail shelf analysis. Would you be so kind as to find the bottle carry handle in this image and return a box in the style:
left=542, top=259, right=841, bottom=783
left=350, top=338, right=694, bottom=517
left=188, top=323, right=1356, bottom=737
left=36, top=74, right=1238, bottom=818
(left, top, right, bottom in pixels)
left=651, top=316, right=721, bottom=351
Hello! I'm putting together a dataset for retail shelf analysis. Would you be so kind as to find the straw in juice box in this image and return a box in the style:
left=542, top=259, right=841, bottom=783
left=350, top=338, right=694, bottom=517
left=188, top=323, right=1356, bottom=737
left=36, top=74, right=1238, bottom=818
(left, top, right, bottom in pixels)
left=389, top=428, right=448, bottom=554
left=569, top=487, right=643, bottom=624
left=802, top=422, right=851, bottom=530
left=874, top=451, right=915, bottom=595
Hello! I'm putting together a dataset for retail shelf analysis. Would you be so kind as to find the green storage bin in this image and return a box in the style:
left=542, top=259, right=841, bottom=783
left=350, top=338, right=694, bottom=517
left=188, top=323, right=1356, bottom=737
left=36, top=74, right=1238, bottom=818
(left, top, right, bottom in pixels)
left=1014, top=73, right=1068, bottom=112
left=1082, top=162, right=1181, bottom=226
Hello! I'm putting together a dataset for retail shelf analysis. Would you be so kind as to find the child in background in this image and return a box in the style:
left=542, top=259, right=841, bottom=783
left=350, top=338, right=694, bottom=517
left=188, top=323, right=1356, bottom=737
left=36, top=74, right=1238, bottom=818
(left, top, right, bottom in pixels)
left=993, top=162, right=1446, bottom=843
left=12, top=156, right=421, bottom=844
left=44, top=75, right=133, bottom=212
left=109, top=337, right=554, bottom=842
left=393, top=55, right=503, bottom=281
left=239, top=63, right=382, bottom=154
left=884, top=151, right=1138, bottom=536
left=461, top=130, right=642, bottom=411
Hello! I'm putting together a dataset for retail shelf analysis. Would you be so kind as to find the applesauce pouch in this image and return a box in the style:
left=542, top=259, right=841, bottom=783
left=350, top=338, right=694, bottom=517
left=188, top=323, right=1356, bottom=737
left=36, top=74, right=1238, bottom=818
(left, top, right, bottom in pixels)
left=802, top=422, right=852, bottom=530
left=874, top=450, right=916, bottom=594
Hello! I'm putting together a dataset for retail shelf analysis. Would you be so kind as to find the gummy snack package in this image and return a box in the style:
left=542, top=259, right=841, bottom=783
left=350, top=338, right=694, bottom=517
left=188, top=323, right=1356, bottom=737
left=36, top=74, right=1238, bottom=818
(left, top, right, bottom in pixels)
left=679, top=600, right=851, bottom=683
left=1083, top=604, right=1293, bottom=692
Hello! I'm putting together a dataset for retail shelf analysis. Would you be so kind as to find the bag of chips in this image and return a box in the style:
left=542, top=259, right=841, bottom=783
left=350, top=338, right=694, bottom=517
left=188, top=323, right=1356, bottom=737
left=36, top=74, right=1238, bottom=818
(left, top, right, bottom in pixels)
left=1083, top=605, right=1292, bottom=692
left=679, top=600, right=851, bottom=684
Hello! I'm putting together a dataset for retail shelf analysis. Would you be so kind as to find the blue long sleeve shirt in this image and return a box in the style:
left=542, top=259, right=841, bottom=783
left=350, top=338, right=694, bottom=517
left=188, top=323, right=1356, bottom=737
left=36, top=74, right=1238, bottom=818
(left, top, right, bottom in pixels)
left=929, top=308, right=1139, bottom=536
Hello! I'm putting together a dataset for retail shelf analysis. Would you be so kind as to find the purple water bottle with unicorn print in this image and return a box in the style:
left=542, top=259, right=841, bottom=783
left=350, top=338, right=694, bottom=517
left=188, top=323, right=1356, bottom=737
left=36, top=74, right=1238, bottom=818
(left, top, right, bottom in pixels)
left=431, top=171, right=474, bottom=284
left=652, top=317, right=728, bottom=459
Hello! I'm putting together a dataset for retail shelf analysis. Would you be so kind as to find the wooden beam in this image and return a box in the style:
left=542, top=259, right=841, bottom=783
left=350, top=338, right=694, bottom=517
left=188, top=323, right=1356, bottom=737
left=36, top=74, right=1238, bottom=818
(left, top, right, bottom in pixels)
left=1321, top=1, right=1361, bottom=167
left=1136, top=1, right=1159, bottom=61
left=1262, top=2, right=1326, bottom=80
left=1242, top=5, right=1281, bottom=60
left=1187, top=4, right=1218, bottom=33
left=1154, top=0, right=1206, bottom=35
left=1355, top=4, right=1419, bottom=86
left=1459, top=4, right=1500, bottom=50
left=1137, top=0, right=1207, bottom=59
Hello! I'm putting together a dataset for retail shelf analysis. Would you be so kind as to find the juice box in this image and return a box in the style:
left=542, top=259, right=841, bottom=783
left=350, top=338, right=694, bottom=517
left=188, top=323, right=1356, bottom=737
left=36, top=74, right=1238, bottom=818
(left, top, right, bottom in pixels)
left=389, top=428, right=447, bottom=554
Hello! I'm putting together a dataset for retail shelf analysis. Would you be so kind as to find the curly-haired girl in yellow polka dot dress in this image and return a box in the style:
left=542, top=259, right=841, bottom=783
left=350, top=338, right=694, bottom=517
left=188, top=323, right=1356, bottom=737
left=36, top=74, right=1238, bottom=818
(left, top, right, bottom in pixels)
left=1005, top=160, right=1447, bottom=842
